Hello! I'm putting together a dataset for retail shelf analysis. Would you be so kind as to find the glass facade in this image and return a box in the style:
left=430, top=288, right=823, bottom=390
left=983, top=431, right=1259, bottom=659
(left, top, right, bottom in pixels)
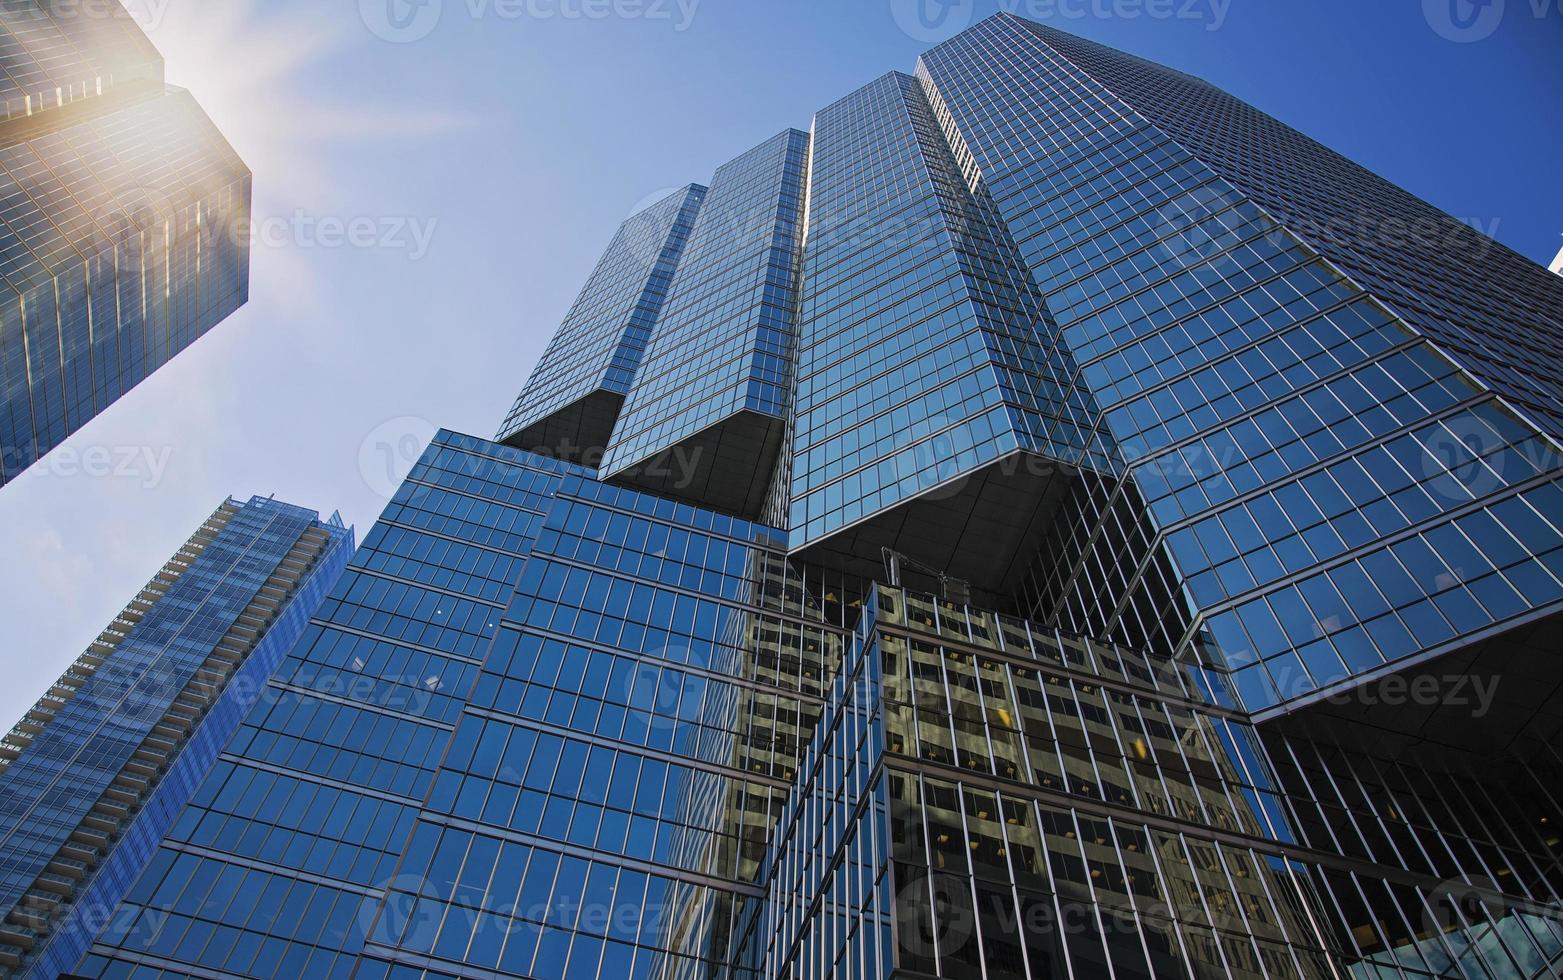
left=66, top=433, right=861, bottom=980
left=744, top=587, right=1563, bottom=979
left=1019, top=25, right=1563, bottom=440
left=58, top=437, right=1563, bottom=977
left=0, top=1, right=251, bottom=488
left=602, top=129, right=811, bottom=520
left=28, top=11, right=1563, bottom=980
left=0, top=2, right=161, bottom=121
left=498, top=184, right=707, bottom=461
left=788, top=71, right=1114, bottom=597
left=0, top=496, right=352, bottom=978
left=915, top=14, right=1563, bottom=713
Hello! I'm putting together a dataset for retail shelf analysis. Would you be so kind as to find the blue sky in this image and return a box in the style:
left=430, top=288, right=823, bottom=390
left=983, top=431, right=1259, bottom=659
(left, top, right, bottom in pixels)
left=0, top=0, right=1558, bottom=728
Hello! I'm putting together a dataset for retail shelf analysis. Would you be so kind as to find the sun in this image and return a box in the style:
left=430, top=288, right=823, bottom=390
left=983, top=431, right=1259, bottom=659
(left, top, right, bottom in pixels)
left=125, top=0, right=481, bottom=314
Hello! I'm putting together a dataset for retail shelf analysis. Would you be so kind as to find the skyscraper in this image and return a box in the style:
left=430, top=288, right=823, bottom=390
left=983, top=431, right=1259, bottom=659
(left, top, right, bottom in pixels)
left=0, top=2, right=251, bottom=489
left=599, top=130, right=809, bottom=519
left=0, top=497, right=352, bottom=978
left=55, top=13, right=1563, bottom=979
left=916, top=17, right=1563, bottom=716
left=498, top=184, right=708, bottom=464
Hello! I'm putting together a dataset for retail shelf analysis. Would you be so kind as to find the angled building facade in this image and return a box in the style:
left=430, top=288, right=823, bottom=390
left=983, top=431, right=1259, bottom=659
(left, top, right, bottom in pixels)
left=0, top=1, right=251, bottom=488
left=0, top=496, right=352, bottom=978
left=42, top=13, right=1563, bottom=980
left=602, top=129, right=811, bottom=519
left=70, top=434, right=859, bottom=980
left=916, top=16, right=1563, bottom=717
left=499, top=184, right=707, bottom=462
left=789, top=71, right=1114, bottom=598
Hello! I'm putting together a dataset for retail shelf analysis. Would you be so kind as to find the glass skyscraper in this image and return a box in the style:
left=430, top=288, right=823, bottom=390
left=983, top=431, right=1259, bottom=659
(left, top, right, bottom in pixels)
left=498, top=184, right=708, bottom=464
left=0, top=1, right=251, bottom=488
left=916, top=17, right=1563, bottom=718
left=599, top=129, right=809, bottom=520
left=44, top=12, right=1563, bottom=979
left=0, top=496, right=352, bottom=979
